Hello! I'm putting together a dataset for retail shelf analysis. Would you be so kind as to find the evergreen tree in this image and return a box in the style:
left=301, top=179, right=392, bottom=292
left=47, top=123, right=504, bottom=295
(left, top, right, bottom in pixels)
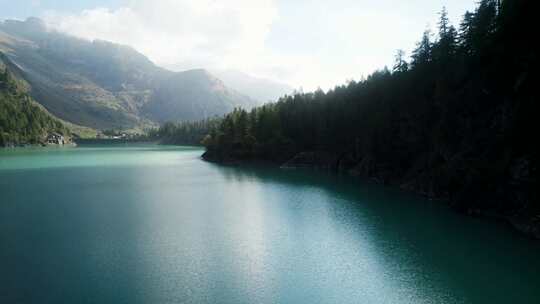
left=433, top=7, right=458, bottom=66
left=393, top=49, right=409, bottom=73
left=458, top=11, right=475, bottom=56
left=471, top=0, right=498, bottom=54
left=438, top=6, right=450, bottom=34
left=411, top=30, right=433, bottom=68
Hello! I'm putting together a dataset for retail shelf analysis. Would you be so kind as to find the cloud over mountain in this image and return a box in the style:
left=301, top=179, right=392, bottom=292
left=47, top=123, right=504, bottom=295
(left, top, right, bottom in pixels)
left=44, top=0, right=278, bottom=71
left=40, top=0, right=477, bottom=91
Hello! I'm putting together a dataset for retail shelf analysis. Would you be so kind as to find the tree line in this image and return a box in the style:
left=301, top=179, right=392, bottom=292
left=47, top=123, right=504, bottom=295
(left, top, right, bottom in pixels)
left=203, top=0, right=535, bottom=161
left=150, top=118, right=222, bottom=145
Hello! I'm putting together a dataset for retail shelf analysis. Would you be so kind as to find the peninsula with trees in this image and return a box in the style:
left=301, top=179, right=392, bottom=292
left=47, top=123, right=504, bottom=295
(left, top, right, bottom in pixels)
left=161, top=0, right=538, bottom=238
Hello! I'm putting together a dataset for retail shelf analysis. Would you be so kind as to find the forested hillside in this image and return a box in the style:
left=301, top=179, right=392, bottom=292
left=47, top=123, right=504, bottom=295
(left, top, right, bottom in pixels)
left=0, top=59, right=69, bottom=146
left=177, top=0, right=538, bottom=236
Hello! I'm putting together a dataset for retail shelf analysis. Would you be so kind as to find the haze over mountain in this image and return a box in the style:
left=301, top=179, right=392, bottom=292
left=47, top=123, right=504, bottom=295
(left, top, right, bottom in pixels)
left=165, top=63, right=294, bottom=103
left=0, top=17, right=257, bottom=130
left=210, top=70, right=294, bottom=103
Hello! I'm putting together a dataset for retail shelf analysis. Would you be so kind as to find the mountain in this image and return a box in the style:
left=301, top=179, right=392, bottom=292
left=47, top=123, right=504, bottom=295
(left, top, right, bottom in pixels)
left=164, top=63, right=294, bottom=103
left=1, top=52, right=70, bottom=146
left=0, top=18, right=256, bottom=130
left=211, top=70, right=294, bottom=103
left=143, top=69, right=256, bottom=123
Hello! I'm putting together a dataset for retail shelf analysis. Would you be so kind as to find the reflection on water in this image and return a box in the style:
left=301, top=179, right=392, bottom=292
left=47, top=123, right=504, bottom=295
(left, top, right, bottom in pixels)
left=0, top=145, right=539, bottom=304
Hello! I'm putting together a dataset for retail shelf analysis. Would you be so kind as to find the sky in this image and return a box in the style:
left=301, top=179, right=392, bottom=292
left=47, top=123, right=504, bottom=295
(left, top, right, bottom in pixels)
left=0, top=0, right=478, bottom=91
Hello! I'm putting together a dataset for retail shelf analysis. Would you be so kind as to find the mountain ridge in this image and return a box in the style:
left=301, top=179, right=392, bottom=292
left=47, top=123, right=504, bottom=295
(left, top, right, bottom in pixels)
left=211, top=69, right=294, bottom=104
left=0, top=18, right=257, bottom=130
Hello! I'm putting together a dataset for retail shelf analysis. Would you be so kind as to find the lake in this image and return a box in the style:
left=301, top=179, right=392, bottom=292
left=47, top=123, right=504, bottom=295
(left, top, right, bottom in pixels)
left=1, top=145, right=539, bottom=304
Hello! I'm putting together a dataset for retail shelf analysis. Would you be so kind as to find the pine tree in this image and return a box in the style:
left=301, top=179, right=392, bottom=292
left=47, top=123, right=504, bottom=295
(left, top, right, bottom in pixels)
left=458, top=11, right=475, bottom=56
left=411, top=30, right=433, bottom=68
left=438, top=7, right=450, bottom=35
left=471, top=0, right=498, bottom=53
left=393, top=49, right=409, bottom=73
left=434, top=7, right=458, bottom=64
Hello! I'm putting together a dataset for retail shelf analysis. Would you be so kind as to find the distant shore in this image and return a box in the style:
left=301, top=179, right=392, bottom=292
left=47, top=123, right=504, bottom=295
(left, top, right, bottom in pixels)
left=74, top=138, right=158, bottom=145
left=1, top=142, right=77, bottom=148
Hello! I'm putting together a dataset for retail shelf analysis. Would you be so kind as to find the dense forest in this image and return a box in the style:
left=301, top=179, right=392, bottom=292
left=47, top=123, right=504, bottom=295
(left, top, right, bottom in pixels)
left=0, top=62, right=69, bottom=146
left=161, top=0, right=539, bottom=236
left=150, top=118, right=222, bottom=145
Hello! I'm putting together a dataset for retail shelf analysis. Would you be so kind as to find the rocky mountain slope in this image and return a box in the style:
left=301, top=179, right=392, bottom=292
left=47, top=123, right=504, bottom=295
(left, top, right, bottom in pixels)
left=0, top=18, right=256, bottom=130
left=164, top=64, right=294, bottom=104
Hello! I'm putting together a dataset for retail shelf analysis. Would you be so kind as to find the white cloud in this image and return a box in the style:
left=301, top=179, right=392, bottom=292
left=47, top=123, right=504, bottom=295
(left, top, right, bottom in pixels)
left=44, top=0, right=278, bottom=73
left=42, top=0, right=477, bottom=91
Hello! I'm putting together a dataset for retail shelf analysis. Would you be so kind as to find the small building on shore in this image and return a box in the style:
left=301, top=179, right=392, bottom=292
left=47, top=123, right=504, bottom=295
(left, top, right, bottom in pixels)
left=46, top=132, right=65, bottom=145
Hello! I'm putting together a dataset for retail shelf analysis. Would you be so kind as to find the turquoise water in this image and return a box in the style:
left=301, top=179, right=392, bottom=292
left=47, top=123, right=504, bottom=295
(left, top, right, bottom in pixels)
left=1, top=145, right=539, bottom=303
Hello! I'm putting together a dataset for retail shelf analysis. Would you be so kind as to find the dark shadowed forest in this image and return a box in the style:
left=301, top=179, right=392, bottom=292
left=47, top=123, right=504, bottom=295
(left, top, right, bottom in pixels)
left=156, top=0, right=539, bottom=237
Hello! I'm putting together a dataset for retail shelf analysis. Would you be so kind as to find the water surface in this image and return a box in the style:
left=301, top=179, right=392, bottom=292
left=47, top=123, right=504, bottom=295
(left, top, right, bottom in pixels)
left=1, top=145, right=539, bottom=303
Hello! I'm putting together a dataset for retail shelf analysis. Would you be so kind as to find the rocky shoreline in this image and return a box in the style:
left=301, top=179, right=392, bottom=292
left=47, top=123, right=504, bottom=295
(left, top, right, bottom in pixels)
left=203, top=149, right=539, bottom=240
left=1, top=142, right=77, bottom=148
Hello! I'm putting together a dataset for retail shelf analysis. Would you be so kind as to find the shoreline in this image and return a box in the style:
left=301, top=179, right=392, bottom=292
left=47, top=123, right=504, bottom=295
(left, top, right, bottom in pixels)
left=202, top=150, right=540, bottom=240
left=1, top=142, right=77, bottom=149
